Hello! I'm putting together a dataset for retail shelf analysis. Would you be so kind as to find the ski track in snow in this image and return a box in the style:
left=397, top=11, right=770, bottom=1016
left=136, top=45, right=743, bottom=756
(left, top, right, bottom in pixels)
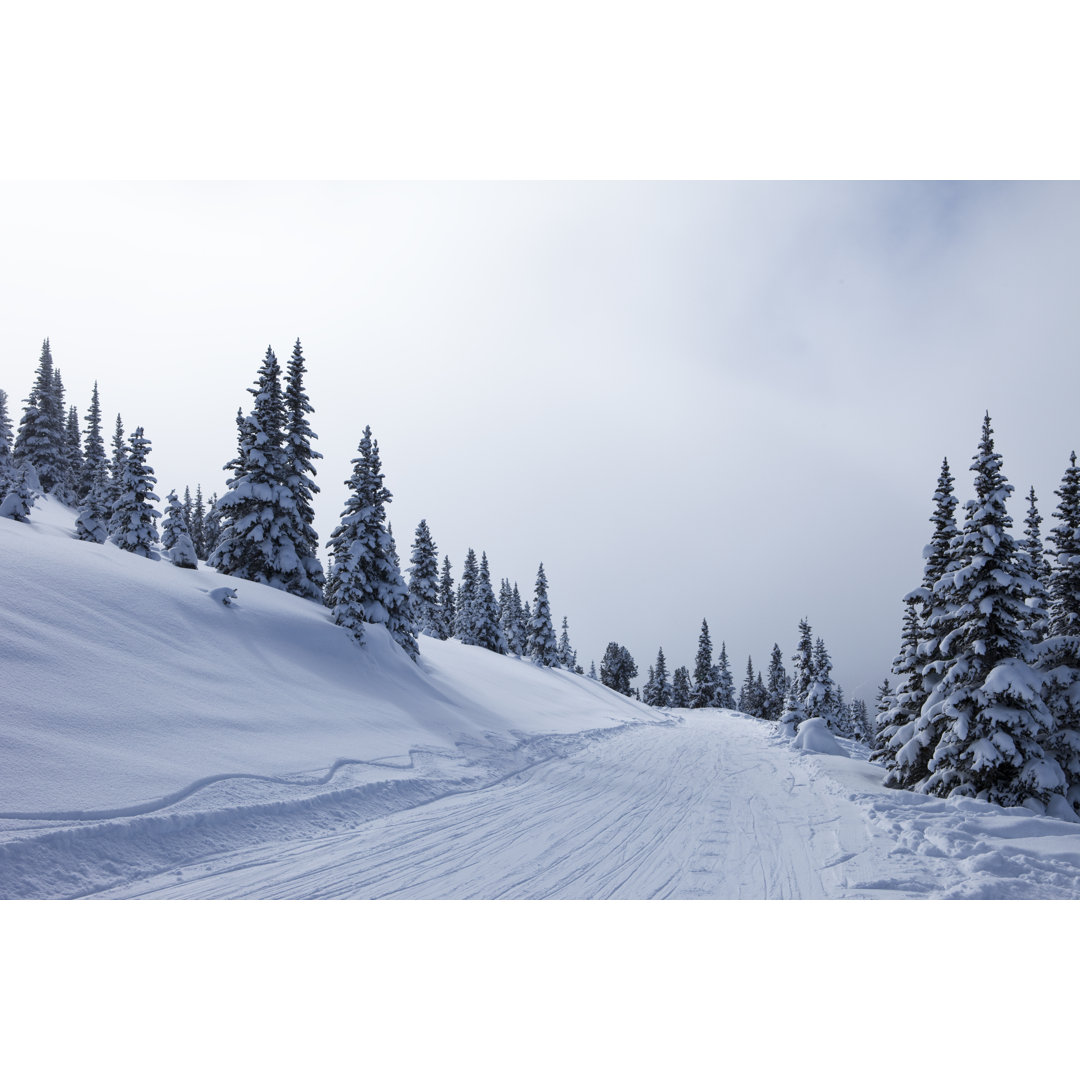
left=2, top=712, right=1074, bottom=900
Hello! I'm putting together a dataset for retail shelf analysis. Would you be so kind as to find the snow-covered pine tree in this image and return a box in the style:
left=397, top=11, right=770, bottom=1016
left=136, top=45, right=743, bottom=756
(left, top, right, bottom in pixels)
left=671, top=666, right=691, bottom=707
left=600, top=642, right=637, bottom=696
left=588, top=660, right=598, bottom=680
left=189, top=485, right=207, bottom=559
left=849, top=699, right=872, bottom=742
left=498, top=579, right=520, bottom=655
left=55, top=403, right=82, bottom=506
left=435, top=555, right=456, bottom=640
left=690, top=618, right=718, bottom=708
left=526, top=563, right=559, bottom=666
left=202, top=492, right=222, bottom=558
left=472, top=552, right=506, bottom=653
left=455, top=548, right=479, bottom=644
left=738, top=656, right=756, bottom=714
left=108, top=414, right=127, bottom=506
left=643, top=647, right=670, bottom=706
left=1019, top=486, right=1051, bottom=641
left=0, top=461, right=38, bottom=522
left=281, top=338, right=325, bottom=601
left=210, top=347, right=322, bottom=600
left=881, top=459, right=962, bottom=786
left=108, top=426, right=160, bottom=558
left=408, top=519, right=441, bottom=636
left=13, top=339, right=66, bottom=493
left=1033, top=452, right=1080, bottom=807
left=521, top=601, right=532, bottom=656
left=324, top=426, right=418, bottom=659
left=764, top=643, right=788, bottom=721
left=74, top=407, right=111, bottom=545
left=557, top=616, right=575, bottom=669
left=808, top=637, right=838, bottom=726
left=913, top=415, right=1063, bottom=805
left=162, top=490, right=198, bottom=568
left=714, top=641, right=736, bottom=709
left=1047, top=451, right=1080, bottom=638
left=80, top=382, right=106, bottom=504
left=0, top=389, right=13, bottom=492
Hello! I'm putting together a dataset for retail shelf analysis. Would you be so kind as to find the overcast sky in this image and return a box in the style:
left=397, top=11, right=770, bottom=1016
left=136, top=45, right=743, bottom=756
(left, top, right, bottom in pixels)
left=3, top=180, right=1080, bottom=700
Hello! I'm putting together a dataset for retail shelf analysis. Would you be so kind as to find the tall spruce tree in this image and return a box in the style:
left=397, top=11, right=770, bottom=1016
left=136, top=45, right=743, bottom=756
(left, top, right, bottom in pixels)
left=13, top=339, right=66, bottom=493
left=408, top=519, right=441, bottom=637
left=471, top=552, right=506, bottom=653
left=436, top=555, right=456, bottom=640
left=1018, top=486, right=1050, bottom=641
left=557, top=616, right=575, bottom=669
left=526, top=563, right=559, bottom=666
left=80, top=382, right=106, bottom=503
left=764, top=643, right=788, bottom=721
left=1047, top=451, right=1080, bottom=638
left=690, top=618, right=718, bottom=708
left=715, top=642, right=736, bottom=709
left=281, top=338, right=326, bottom=600
left=108, top=426, right=160, bottom=558
left=455, top=548, right=480, bottom=644
left=108, top=413, right=127, bottom=505
left=325, top=426, right=418, bottom=659
left=643, top=647, right=670, bottom=706
left=906, top=415, right=1062, bottom=805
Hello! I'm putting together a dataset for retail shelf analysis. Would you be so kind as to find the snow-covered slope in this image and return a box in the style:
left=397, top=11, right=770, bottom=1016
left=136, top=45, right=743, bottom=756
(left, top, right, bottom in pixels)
left=4, top=498, right=1080, bottom=900
left=0, top=498, right=656, bottom=814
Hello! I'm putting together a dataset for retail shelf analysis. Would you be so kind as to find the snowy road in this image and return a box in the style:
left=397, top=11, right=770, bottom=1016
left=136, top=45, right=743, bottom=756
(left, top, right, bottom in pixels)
left=87, top=714, right=919, bottom=900
left=7, top=711, right=1080, bottom=899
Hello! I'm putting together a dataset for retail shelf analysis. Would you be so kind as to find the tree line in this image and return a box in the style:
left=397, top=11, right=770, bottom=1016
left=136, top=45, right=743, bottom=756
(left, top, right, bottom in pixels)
left=0, top=339, right=578, bottom=670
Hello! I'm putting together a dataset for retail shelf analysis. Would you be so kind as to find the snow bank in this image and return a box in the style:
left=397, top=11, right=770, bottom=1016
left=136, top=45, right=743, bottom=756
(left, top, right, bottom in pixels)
left=792, top=717, right=848, bottom=756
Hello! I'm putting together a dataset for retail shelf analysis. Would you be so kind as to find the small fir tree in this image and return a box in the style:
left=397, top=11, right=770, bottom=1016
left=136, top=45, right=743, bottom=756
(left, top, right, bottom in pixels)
left=408, top=519, right=442, bottom=637
left=526, top=562, right=559, bottom=666
left=714, top=642, right=736, bottom=709
left=162, top=490, right=199, bottom=568
left=600, top=642, right=637, bottom=696
left=670, top=666, right=692, bottom=708
left=764, top=643, right=788, bottom=721
left=690, top=618, right=718, bottom=708
left=108, top=426, right=160, bottom=558
left=436, top=555, right=456, bottom=640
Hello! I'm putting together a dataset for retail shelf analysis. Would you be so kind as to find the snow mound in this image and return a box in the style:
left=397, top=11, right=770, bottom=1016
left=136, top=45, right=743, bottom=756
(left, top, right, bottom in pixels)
left=792, top=717, right=848, bottom=756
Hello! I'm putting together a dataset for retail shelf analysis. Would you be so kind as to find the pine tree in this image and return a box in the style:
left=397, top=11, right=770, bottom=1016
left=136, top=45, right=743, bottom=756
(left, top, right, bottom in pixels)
left=601, top=642, right=637, bottom=696
left=739, top=657, right=766, bottom=717
left=80, top=382, right=106, bottom=503
left=715, top=642, right=736, bottom=709
left=670, top=666, right=691, bottom=708
left=1017, top=486, right=1051, bottom=641
left=0, top=389, right=13, bottom=492
left=189, top=485, right=207, bottom=559
left=162, top=490, right=198, bottom=568
left=325, top=426, right=418, bottom=658
left=557, top=616, right=575, bottom=669
left=408, top=519, right=441, bottom=636
left=1047, top=451, right=1080, bottom=638
left=455, top=548, right=479, bottom=644
left=807, top=637, right=837, bottom=725
left=13, top=339, right=66, bottom=492
left=643, top=647, right=670, bottom=706
left=588, top=660, right=598, bottom=680
left=471, top=552, right=506, bottom=653
left=202, top=492, right=222, bottom=558
left=883, top=460, right=962, bottom=786
left=0, top=461, right=38, bottom=522
left=108, top=413, right=127, bottom=505
left=764, top=643, right=788, bottom=721
left=913, top=415, right=1062, bottom=805
left=209, top=347, right=320, bottom=599
left=436, top=555, right=456, bottom=640
left=281, top=338, right=326, bottom=600
left=849, top=699, right=872, bottom=743
left=56, top=403, right=82, bottom=505
left=527, top=563, right=559, bottom=666
left=690, top=618, right=718, bottom=708
left=108, top=426, right=160, bottom=558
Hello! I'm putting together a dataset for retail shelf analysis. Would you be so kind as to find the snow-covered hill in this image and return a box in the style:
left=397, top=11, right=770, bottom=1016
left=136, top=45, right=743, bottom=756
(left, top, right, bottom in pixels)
left=3, top=499, right=1080, bottom=899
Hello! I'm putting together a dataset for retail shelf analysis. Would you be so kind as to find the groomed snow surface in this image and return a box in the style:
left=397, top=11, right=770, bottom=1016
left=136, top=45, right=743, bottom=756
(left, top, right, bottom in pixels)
left=4, top=499, right=1080, bottom=900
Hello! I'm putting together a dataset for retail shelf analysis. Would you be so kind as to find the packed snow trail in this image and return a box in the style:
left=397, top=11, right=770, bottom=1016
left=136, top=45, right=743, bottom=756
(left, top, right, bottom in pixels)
left=88, top=714, right=919, bottom=900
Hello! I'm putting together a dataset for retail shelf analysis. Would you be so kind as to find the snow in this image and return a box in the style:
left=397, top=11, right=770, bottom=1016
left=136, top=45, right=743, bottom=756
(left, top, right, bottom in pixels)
left=4, top=497, right=1080, bottom=900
